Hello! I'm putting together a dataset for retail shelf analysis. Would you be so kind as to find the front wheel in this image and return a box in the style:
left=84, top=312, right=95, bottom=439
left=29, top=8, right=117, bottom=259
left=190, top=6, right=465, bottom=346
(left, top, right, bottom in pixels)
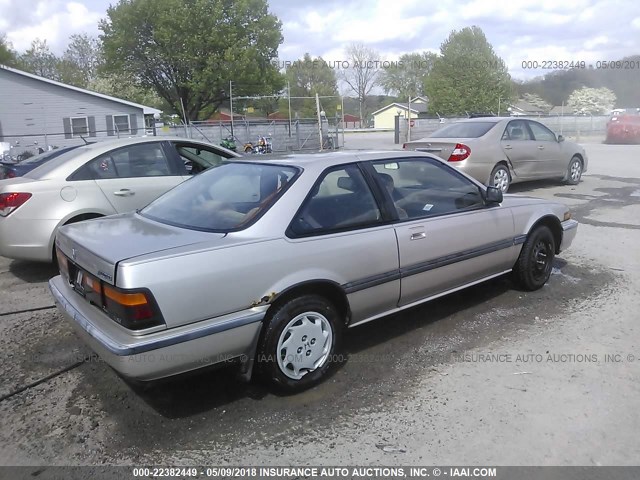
left=490, top=164, right=511, bottom=193
left=512, top=226, right=556, bottom=291
left=565, top=156, right=583, bottom=185
left=257, top=295, right=342, bottom=392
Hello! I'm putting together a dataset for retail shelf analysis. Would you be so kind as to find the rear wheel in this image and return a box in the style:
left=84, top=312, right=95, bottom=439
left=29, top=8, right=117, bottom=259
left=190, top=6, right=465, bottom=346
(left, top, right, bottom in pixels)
left=565, top=156, right=583, bottom=185
left=257, top=294, right=342, bottom=392
left=490, top=164, right=511, bottom=193
left=512, top=226, right=556, bottom=291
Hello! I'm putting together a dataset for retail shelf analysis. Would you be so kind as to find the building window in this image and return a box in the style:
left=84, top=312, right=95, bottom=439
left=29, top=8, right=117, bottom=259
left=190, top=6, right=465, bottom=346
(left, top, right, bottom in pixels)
left=113, top=114, right=131, bottom=134
left=71, top=117, right=89, bottom=137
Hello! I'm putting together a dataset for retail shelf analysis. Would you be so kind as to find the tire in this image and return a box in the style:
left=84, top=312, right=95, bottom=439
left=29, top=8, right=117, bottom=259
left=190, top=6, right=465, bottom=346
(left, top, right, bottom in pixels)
left=490, top=164, right=511, bottom=193
left=257, top=294, right=342, bottom=393
left=565, top=156, right=583, bottom=185
left=512, top=226, right=556, bottom=291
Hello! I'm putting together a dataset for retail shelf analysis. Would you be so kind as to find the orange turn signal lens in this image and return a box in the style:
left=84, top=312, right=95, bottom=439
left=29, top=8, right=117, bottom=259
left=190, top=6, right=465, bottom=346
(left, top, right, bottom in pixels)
left=55, top=247, right=69, bottom=276
left=103, top=285, right=148, bottom=306
left=563, top=211, right=572, bottom=221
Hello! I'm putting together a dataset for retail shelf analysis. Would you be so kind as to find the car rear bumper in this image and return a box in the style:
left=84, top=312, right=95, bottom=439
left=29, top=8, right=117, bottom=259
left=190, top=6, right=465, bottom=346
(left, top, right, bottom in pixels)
left=0, top=216, right=57, bottom=262
left=560, top=219, right=578, bottom=252
left=49, top=275, right=265, bottom=381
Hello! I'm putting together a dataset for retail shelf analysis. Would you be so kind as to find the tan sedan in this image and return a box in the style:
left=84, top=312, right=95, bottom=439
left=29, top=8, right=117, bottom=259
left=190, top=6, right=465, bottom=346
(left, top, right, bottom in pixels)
left=403, top=118, right=588, bottom=192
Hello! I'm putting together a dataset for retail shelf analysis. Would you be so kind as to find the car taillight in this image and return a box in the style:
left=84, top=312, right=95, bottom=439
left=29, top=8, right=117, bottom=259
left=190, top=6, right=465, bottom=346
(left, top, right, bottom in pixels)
left=402, top=143, right=407, bottom=149
left=447, top=143, right=471, bottom=162
left=55, top=247, right=69, bottom=278
left=103, top=284, right=162, bottom=330
left=0, top=192, right=32, bottom=217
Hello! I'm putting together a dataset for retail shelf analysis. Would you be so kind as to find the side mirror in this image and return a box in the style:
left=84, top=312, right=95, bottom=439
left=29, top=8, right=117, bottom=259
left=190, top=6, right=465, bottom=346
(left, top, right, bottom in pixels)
left=485, top=186, right=503, bottom=204
left=557, top=134, right=565, bottom=142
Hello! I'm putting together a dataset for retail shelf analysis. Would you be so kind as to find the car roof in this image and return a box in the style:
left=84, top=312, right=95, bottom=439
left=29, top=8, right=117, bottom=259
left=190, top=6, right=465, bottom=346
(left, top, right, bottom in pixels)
left=235, top=150, right=437, bottom=170
left=24, top=136, right=240, bottom=180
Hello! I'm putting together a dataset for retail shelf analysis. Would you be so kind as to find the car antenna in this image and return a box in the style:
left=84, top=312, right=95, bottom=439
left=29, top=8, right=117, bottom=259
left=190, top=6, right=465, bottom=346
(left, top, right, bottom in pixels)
left=79, top=135, right=89, bottom=145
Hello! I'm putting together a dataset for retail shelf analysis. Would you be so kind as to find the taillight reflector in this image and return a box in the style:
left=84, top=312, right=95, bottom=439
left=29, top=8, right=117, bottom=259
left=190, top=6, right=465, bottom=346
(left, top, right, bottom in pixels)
left=447, top=143, right=471, bottom=162
left=0, top=192, right=32, bottom=216
left=104, top=285, right=148, bottom=306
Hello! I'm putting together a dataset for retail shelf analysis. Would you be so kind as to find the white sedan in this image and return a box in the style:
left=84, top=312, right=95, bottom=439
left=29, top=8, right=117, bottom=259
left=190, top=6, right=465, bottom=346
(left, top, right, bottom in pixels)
left=0, top=136, right=238, bottom=262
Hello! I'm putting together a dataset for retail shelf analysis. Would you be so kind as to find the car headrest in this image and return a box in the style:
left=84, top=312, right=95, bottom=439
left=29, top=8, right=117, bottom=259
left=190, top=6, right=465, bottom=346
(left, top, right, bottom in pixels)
left=511, top=127, right=524, bottom=139
left=337, top=176, right=357, bottom=192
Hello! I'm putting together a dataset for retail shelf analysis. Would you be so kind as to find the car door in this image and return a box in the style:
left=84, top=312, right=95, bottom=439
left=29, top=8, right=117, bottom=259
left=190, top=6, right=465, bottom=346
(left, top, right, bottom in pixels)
left=527, top=120, right=564, bottom=177
left=501, top=120, right=540, bottom=179
left=369, top=158, right=516, bottom=307
left=86, top=141, right=185, bottom=213
left=287, top=163, right=400, bottom=325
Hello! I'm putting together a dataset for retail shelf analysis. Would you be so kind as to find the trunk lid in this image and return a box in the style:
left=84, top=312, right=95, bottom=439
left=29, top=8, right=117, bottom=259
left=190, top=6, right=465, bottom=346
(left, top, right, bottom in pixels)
left=56, top=212, right=223, bottom=284
left=405, top=138, right=478, bottom=161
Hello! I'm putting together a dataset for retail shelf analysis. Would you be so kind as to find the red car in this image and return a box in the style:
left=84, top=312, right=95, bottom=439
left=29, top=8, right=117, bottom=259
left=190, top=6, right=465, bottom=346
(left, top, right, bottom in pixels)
left=606, top=114, right=640, bottom=144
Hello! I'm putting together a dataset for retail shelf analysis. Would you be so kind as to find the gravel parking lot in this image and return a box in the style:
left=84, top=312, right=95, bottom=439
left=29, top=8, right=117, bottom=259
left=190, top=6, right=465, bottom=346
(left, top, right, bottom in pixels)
left=1, top=136, right=639, bottom=467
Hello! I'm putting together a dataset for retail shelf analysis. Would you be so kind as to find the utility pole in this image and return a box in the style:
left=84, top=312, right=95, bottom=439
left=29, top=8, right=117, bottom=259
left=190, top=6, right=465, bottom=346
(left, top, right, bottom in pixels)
left=179, top=97, right=189, bottom=138
left=341, top=96, right=345, bottom=148
left=287, top=81, right=292, bottom=138
left=229, top=80, right=235, bottom=139
left=407, top=96, right=412, bottom=142
left=316, top=93, right=323, bottom=151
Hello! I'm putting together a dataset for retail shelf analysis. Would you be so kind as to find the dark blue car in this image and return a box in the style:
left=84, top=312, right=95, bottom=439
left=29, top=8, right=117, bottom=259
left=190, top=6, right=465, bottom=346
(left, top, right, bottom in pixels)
left=0, top=145, right=83, bottom=179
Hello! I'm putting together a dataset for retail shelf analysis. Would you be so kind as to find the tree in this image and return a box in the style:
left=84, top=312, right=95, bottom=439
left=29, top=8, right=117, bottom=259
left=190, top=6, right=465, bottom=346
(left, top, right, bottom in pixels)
left=341, top=43, right=380, bottom=123
left=283, top=53, right=338, bottom=118
left=18, top=39, right=60, bottom=79
left=379, top=52, right=436, bottom=100
left=88, top=73, right=165, bottom=109
left=58, top=34, right=102, bottom=88
left=424, top=26, right=512, bottom=115
left=0, top=34, right=17, bottom=67
left=567, top=87, right=616, bottom=115
left=100, top=0, right=284, bottom=120
left=522, top=93, right=552, bottom=112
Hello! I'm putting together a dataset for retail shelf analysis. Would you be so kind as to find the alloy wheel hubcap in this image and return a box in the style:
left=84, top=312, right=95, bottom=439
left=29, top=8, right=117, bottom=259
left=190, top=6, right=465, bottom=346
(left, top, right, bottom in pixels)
left=570, top=161, right=582, bottom=181
left=276, top=312, right=333, bottom=380
left=493, top=169, right=510, bottom=192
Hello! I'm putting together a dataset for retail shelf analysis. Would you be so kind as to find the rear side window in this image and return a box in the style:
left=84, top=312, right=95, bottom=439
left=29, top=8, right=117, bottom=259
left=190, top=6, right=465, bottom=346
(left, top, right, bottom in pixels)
left=141, top=162, right=298, bottom=232
left=430, top=122, right=496, bottom=138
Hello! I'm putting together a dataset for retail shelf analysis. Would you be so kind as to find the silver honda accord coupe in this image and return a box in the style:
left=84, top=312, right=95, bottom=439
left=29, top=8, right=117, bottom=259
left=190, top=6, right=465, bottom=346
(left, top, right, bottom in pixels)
left=0, top=136, right=238, bottom=262
left=403, top=117, right=588, bottom=193
left=49, top=151, right=578, bottom=392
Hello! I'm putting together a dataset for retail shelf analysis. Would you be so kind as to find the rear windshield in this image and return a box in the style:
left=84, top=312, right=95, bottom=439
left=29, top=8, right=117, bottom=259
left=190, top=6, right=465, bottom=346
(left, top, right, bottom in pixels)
left=19, top=145, right=82, bottom=165
left=429, top=122, right=497, bottom=138
left=141, top=162, right=299, bottom=232
left=25, top=146, right=92, bottom=179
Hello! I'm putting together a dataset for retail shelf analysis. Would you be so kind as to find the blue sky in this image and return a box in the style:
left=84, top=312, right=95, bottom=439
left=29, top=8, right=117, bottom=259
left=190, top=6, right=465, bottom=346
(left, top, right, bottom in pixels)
left=1, top=0, right=639, bottom=82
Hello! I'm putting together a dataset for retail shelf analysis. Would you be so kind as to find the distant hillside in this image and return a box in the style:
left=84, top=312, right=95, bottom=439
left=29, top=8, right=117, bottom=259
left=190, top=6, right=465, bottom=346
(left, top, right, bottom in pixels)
left=515, top=55, right=640, bottom=107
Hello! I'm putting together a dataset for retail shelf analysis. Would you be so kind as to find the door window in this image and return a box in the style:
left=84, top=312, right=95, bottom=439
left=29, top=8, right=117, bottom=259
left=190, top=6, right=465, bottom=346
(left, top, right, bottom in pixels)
left=528, top=121, right=557, bottom=142
left=503, top=120, right=533, bottom=141
left=290, top=165, right=381, bottom=235
left=174, top=143, right=229, bottom=175
left=371, top=159, right=484, bottom=219
left=72, top=143, right=172, bottom=180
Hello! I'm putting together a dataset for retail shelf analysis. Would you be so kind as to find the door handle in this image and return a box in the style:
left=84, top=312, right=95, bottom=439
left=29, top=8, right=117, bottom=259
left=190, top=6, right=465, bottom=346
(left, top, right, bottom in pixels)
left=538, top=145, right=545, bottom=150
left=114, top=189, right=135, bottom=197
left=410, top=232, right=426, bottom=240
left=503, top=145, right=512, bottom=150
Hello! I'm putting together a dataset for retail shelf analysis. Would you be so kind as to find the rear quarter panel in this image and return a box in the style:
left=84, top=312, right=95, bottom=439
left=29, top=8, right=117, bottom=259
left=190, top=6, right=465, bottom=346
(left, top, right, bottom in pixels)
left=117, top=226, right=400, bottom=329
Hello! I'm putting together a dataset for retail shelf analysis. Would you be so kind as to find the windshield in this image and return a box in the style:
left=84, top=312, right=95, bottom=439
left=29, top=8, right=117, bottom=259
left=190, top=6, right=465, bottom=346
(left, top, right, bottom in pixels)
left=141, top=162, right=299, bottom=232
left=429, top=122, right=497, bottom=138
